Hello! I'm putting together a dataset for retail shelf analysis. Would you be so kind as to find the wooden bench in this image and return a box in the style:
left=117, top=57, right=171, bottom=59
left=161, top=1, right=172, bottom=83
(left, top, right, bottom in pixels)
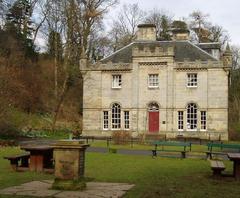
left=206, top=143, right=240, bottom=159
left=210, top=160, right=225, bottom=177
left=151, top=141, right=192, bottom=159
left=4, top=153, right=30, bottom=171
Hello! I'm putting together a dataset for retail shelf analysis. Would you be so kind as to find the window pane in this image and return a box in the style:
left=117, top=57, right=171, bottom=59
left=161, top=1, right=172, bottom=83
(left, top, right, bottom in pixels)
left=201, top=111, right=207, bottom=130
left=124, top=111, right=130, bottom=129
left=178, top=111, right=184, bottom=130
left=187, top=103, right=197, bottom=130
left=149, top=74, right=159, bottom=87
left=103, top=111, right=109, bottom=129
left=112, top=75, right=122, bottom=88
left=112, top=103, right=121, bottom=129
left=187, top=73, right=198, bottom=87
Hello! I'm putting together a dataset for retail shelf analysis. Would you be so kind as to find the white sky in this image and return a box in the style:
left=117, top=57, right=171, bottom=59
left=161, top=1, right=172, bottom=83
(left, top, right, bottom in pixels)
left=105, top=0, right=240, bottom=46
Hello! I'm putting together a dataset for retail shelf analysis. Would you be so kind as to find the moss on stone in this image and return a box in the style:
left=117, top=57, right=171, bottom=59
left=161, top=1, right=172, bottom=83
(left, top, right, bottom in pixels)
left=52, top=178, right=87, bottom=191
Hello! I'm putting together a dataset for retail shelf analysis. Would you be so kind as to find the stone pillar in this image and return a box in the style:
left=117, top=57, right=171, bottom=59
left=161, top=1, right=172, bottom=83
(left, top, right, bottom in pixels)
left=52, top=140, right=89, bottom=190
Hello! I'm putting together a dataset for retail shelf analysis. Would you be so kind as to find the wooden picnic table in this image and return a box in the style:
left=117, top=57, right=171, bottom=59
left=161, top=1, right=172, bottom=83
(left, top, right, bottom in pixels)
left=20, top=145, right=53, bottom=172
left=227, top=153, right=240, bottom=179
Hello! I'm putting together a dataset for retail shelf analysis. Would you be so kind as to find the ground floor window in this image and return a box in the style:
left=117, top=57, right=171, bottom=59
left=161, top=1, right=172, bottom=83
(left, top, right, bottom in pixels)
left=112, top=103, right=121, bottom=129
left=178, top=111, right=184, bottom=131
left=124, top=111, right=130, bottom=129
left=187, top=103, right=197, bottom=130
left=103, top=111, right=109, bottom=129
left=201, top=111, right=207, bottom=130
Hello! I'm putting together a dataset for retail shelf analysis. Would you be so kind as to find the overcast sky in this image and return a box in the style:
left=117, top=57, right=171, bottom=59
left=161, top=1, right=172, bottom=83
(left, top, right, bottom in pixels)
left=105, top=0, right=240, bottom=46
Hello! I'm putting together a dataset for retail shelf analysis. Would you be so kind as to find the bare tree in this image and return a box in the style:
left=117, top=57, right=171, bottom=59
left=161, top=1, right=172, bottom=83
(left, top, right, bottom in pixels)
left=188, top=10, right=230, bottom=47
left=108, top=3, right=145, bottom=51
left=144, top=8, right=173, bottom=40
left=51, top=0, right=118, bottom=132
left=232, top=45, right=240, bottom=70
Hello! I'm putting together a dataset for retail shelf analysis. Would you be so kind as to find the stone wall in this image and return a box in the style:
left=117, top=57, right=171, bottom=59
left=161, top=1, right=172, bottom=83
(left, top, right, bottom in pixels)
left=82, top=54, right=229, bottom=140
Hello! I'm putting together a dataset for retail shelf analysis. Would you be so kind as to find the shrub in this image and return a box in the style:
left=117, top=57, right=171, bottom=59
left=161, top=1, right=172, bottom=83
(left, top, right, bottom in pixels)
left=112, top=131, right=131, bottom=145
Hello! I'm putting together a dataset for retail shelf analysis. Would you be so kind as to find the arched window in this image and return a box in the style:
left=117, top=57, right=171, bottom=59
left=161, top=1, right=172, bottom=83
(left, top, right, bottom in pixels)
left=112, top=103, right=121, bottom=129
left=187, top=103, right=197, bottom=130
left=148, top=102, right=159, bottom=112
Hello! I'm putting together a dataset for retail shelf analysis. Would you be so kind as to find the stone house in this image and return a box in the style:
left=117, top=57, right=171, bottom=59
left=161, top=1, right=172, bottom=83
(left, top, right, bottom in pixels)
left=80, top=24, right=232, bottom=140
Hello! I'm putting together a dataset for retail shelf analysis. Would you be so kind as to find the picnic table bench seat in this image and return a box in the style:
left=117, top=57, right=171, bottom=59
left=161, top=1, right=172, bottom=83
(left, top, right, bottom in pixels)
left=4, top=153, right=30, bottom=171
left=210, top=160, right=225, bottom=177
left=151, top=141, right=191, bottom=159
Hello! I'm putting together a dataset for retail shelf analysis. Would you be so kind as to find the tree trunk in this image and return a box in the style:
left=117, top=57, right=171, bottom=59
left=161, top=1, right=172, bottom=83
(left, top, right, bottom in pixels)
left=52, top=75, right=69, bottom=132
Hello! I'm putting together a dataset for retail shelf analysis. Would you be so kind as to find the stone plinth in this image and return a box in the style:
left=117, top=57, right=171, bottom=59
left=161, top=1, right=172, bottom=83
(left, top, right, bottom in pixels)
left=52, top=140, right=89, bottom=190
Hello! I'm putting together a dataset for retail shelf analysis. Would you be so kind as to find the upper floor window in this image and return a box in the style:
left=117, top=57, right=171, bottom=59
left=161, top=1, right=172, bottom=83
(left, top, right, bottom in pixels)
left=148, top=74, right=159, bottom=88
left=187, top=73, right=197, bottom=87
left=112, top=75, right=122, bottom=88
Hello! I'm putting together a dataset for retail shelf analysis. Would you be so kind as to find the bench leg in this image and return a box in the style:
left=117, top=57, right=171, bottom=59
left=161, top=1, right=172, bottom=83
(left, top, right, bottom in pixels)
left=212, top=169, right=223, bottom=177
left=181, top=152, right=186, bottom=159
left=10, top=159, right=18, bottom=171
left=206, top=153, right=212, bottom=160
left=21, top=156, right=29, bottom=167
left=152, top=150, right=157, bottom=158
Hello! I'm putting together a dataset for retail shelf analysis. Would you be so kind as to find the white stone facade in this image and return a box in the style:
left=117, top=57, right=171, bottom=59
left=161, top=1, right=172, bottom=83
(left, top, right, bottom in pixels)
left=81, top=25, right=231, bottom=140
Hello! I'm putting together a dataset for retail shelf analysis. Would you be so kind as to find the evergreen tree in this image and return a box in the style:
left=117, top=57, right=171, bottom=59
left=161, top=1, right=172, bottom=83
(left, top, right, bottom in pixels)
left=6, top=0, right=32, bottom=37
left=5, top=0, right=36, bottom=60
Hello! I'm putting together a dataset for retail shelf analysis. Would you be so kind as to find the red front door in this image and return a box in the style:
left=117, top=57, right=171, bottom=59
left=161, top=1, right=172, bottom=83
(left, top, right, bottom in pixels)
left=149, top=112, right=159, bottom=133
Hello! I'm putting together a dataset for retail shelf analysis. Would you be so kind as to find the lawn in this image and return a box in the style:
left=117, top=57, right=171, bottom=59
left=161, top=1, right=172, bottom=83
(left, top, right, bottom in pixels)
left=1, top=147, right=240, bottom=198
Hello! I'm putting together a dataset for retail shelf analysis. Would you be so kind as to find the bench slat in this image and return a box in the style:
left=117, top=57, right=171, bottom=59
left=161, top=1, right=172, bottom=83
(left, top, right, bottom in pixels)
left=210, top=160, right=225, bottom=169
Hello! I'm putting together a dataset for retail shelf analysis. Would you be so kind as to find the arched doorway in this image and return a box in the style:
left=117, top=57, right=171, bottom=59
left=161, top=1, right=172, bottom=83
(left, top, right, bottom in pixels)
left=148, top=102, right=159, bottom=133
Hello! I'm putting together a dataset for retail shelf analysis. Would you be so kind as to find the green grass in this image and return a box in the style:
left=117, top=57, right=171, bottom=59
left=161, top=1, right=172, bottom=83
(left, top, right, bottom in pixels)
left=89, top=140, right=209, bottom=153
left=0, top=147, right=53, bottom=198
left=1, top=147, right=240, bottom=198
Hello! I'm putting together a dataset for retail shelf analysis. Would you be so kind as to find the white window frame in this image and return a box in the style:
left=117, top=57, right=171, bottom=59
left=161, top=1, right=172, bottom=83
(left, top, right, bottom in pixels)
left=187, top=73, right=198, bottom=88
left=148, top=74, right=159, bottom=88
left=186, top=103, right=198, bottom=131
left=112, top=103, right=121, bottom=130
left=124, top=111, right=130, bottom=130
left=178, top=111, right=184, bottom=131
left=112, top=75, right=122, bottom=89
left=103, top=111, right=109, bottom=130
left=200, top=111, right=207, bottom=131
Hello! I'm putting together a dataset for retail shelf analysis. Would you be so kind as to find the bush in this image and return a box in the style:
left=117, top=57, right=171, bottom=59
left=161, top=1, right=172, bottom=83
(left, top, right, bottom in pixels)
left=229, top=122, right=240, bottom=141
left=0, top=122, right=21, bottom=139
left=112, top=131, right=131, bottom=145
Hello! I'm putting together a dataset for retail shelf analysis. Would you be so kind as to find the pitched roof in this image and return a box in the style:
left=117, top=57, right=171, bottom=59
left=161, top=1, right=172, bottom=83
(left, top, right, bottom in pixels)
left=101, top=41, right=217, bottom=64
left=197, top=42, right=221, bottom=50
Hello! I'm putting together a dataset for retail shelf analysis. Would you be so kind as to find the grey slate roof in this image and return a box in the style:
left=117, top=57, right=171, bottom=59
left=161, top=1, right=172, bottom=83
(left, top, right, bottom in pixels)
left=101, top=41, right=217, bottom=64
left=197, top=43, right=221, bottom=50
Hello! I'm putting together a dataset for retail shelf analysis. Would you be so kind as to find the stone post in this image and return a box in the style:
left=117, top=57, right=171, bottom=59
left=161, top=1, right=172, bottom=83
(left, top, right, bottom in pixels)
left=52, top=140, right=89, bottom=190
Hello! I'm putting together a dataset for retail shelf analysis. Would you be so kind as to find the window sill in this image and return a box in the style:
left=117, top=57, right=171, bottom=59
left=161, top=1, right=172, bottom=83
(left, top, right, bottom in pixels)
left=148, top=86, right=159, bottom=89
left=178, top=129, right=184, bottom=132
left=187, top=86, right=198, bottom=88
left=186, top=129, right=198, bottom=132
left=112, top=87, right=122, bottom=89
